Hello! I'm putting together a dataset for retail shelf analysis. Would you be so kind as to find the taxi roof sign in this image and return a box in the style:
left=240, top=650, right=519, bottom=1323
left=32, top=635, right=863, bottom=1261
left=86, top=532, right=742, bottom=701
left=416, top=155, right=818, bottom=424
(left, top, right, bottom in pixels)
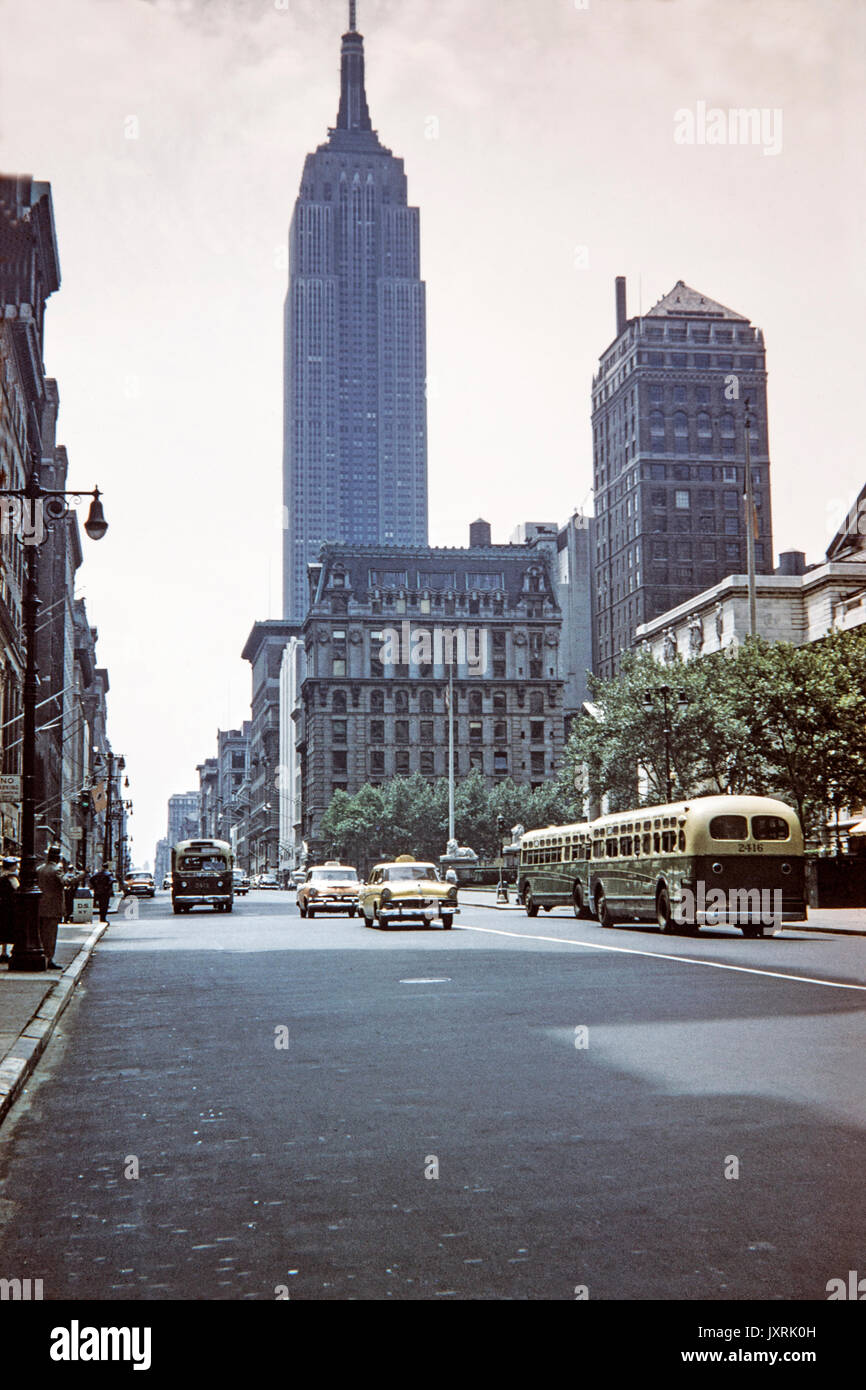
left=395, top=854, right=416, bottom=862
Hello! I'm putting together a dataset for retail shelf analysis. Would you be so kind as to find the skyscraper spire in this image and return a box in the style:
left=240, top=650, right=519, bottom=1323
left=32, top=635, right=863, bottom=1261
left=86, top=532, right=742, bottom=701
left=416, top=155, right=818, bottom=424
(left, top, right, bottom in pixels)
left=336, top=4, right=371, bottom=132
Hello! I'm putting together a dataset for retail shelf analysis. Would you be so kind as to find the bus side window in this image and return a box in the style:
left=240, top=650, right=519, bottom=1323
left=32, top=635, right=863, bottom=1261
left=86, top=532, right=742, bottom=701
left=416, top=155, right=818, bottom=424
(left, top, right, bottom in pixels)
left=606, top=838, right=618, bottom=858
left=621, top=836, right=632, bottom=856
left=661, top=830, right=677, bottom=853
left=678, top=830, right=686, bottom=851
left=642, top=833, right=651, bottom=855
left=653, top=832, right=660, bottom=853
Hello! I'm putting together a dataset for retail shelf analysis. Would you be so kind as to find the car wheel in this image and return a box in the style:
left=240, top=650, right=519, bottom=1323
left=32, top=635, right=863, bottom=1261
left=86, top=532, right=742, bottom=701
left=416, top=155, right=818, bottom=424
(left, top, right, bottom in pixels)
left=741, top=922, right=763, bottom=939
left=522, top=886, right=538, bottom=918
left=225, top=902, right=233, bottom=914
left=307, top=908, right=316, bottom=919
left=595, top=886, right=615, bottom=928
left=441, top=913, right=453, bottom=930
left=375, top=904, right=388, bottom=930
left=299, top=900, right=307, bottom=917
left=572, top=885, right=586, bottom=919
left=348, top=906, right=357, bottom=917
left=172, top=904, right=181, bottom=915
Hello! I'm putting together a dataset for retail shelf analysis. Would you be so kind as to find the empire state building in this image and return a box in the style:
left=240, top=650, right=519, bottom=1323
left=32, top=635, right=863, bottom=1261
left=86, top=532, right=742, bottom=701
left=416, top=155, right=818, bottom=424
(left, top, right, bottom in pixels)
left=283, top=3, right=428, bottom=621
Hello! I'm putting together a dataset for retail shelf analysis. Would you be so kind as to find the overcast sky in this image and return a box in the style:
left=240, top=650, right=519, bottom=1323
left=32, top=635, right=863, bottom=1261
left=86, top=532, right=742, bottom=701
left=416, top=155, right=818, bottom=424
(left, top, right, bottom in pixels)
left=1, top=0, right=863, bottom=865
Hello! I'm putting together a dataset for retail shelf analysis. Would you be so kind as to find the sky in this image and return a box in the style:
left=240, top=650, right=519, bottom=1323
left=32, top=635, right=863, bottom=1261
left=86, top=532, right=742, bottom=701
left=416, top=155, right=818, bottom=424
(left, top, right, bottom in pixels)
left=0, top=0, right=863, bottom=865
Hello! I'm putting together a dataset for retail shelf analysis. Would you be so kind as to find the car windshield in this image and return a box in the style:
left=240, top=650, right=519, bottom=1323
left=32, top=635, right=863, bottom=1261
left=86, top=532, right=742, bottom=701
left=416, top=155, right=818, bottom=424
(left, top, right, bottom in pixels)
left=385, top=864, right=439, bottom=881
left=310, top=869, right=357, bottom=881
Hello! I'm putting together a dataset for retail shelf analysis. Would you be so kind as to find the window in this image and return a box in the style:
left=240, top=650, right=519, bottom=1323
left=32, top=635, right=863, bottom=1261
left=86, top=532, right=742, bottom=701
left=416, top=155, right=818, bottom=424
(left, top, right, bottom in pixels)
left=420, top=751, right=435, bottom=776
left=332, top=719, right=347, bottom=743
left=651, top=489, right=665, bottom=508
left=395, top=720, right=409, bottom=743
left=529, top=691, right=544, bottom=715
left=649, top=412, right=665, bottom=450
left=370, top=689, right=384, bottom=713
left=395, top=690, right=408, bottom=713
left=675, top=490, right=690, bottom=510
left=370, top=750, right=385, bottom=775
left=419, top=689, right=433, bottom=714
left=530, top=721, right=545, bottom=743
left=494, top=751, right=508, bottom=775
left=493, top=691, right=506, bottom=713
left=331, top=751, right=347, bottom=775
left=673, top=413, right=688, bottom=454
left=710, top=815, right=748, bottom=840
left=469, top=690, right=483, bottom=716
left=395, top=750, right=410, bottom=775
left=722, top=465, right=738, bottom=483
left=531, top=751, right=545, bottom=775
left=370, top=720, right=384, bottom=742
left=724, top=515, right=739, bottom=535
left=751, top=816, right=789, bottom=841
left=724, top=491, right=738, bottom=511
left=420, top=721, right=434, bottom=743
left=469, top=721, right=483, bottom=743
left=673, top=386, right=687, bottom=405
left=493, top=720, right=507, bottom=741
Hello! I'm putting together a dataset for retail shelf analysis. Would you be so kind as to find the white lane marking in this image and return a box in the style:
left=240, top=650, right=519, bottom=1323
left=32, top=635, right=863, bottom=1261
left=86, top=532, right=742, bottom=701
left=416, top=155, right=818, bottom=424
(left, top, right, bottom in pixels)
left=456, top=924, right=866, bottom=992
left=400, top=978, right=451, bottom=984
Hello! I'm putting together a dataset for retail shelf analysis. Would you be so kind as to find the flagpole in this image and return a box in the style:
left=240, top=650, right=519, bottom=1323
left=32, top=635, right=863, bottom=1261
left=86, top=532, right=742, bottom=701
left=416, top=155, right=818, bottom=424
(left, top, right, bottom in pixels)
left=744, top=397, right=757, bottom=638
left=448, top=664, right=455, bottom=844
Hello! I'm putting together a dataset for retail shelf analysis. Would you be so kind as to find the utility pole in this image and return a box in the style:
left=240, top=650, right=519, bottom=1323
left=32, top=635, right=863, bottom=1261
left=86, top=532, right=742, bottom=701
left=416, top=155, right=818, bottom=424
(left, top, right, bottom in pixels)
left=744, top=397, right=757, bottom=638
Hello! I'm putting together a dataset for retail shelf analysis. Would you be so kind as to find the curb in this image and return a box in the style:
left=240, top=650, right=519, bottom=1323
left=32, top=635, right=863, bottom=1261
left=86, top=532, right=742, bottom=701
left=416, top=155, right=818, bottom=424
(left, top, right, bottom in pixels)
left=0, top=919, right=108, bottom=1129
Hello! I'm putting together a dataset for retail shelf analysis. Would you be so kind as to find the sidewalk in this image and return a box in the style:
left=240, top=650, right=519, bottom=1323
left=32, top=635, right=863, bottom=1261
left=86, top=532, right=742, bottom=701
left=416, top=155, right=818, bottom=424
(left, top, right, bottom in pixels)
left=459, top=888, right=866, bottom=935
left=0, top=916, right=108, bottom=1128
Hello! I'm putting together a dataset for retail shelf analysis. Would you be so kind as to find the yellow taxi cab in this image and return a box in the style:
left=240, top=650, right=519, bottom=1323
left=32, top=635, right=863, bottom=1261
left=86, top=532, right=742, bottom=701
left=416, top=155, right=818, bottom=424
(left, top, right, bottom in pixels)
left=359, top=854, right=458, bottom=930
left=297, top=862, right=361, bottom=918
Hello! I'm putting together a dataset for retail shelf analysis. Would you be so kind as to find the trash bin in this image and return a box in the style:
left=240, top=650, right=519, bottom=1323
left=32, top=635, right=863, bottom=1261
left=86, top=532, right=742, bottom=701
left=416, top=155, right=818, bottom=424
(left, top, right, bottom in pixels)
left=72, top=888, right=94, bottom=924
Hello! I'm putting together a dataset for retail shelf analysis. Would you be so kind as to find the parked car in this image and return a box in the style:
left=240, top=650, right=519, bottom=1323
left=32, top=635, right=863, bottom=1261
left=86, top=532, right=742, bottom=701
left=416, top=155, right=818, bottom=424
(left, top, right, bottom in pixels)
left=163, top=873, right=172, bottom=890
left=232, top=869, right=250, bottom=896
left=297, top=862, right=360, bottom=918
left=125, top=870, right=155, bottom=898
left=359, top=855, right=458, bottom=929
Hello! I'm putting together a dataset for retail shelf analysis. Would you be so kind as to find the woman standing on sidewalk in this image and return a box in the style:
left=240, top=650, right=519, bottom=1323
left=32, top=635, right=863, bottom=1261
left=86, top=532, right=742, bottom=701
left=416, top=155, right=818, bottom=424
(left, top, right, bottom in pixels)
left=0, top=856, right=18, bottom=964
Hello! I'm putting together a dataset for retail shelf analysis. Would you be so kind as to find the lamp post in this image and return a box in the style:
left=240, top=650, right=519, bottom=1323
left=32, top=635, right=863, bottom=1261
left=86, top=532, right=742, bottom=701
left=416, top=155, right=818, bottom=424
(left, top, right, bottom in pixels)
left=496, top=814, right=508, bottom=902
left=643, top=685, right=688, bottom=802
left=2, top=451, right=107, bottom=971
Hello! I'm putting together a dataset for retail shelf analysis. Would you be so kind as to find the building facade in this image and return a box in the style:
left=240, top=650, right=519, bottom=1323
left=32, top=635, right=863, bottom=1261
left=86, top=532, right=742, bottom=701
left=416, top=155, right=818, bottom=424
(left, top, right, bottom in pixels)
left=592, top=277, right=774, bottom=678
left=241, top=621, right=301, bottom=874
left=282, top=5, right=428, bottom=620
left=278, top=638, right=305, bottom=874
left=294, top=529, right=567, bottom=851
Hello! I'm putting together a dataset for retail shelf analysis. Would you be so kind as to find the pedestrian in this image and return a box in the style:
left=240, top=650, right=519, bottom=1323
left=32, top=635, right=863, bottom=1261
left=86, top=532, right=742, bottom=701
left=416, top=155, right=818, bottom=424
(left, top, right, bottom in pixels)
left=0, top=856, right=19, bottom=964
left=36, top=845, right=65, bottom=969
left=90, top=865, right=113, bottom=923
left=62, top=861, right=80, bottom=923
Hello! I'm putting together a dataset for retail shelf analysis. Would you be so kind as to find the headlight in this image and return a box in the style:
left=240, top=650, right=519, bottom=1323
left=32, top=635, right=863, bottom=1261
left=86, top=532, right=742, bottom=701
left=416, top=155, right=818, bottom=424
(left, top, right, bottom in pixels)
left=381, top=888, right=391, bottom=901
left=447, top=886, right=457, bottom=900
left=308, top=887, right=318, bottom=896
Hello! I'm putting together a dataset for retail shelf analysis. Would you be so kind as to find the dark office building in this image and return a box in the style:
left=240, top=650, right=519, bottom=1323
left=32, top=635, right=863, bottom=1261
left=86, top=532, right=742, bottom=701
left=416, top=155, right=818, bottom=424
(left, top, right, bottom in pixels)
left=295, top=529, right=567, bottom=848
left=592, top=277, right=774, bottom=678
left=282, top=3, right=428, bottom=621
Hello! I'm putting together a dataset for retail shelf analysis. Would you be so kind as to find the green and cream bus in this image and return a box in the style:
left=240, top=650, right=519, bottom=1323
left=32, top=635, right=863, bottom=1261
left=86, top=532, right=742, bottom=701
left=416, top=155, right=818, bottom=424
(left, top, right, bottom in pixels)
left=517, top=822, right=593, bottom=918
left=519, top=795, right=807, bottom=937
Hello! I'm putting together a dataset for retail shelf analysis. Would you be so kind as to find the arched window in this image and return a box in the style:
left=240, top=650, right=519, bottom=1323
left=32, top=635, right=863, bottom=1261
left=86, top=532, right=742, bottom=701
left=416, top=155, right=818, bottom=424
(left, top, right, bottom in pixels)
left=720, top=413, right=735, bottom=455
left=696, top=412, right=712, bottom=444
left=395, top=690, right=408, bottom=713
left=419, top=689, right=433, bottom=714
left=673, top=412, right=689, bottom=454
left=493, top=691, right=506, bottom=713
left=649, top=411, right=665, bottom=451
left=370, top=689, right=384, bottom=713
left=468, top=690, right=483, bottom=716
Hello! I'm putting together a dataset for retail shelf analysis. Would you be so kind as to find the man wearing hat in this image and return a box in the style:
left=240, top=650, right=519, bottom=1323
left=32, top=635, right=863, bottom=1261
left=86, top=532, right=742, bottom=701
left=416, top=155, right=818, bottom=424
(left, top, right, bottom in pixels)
left=0, top=856, right=18, bottom=964
left=37, top=846, right=65, bottom=969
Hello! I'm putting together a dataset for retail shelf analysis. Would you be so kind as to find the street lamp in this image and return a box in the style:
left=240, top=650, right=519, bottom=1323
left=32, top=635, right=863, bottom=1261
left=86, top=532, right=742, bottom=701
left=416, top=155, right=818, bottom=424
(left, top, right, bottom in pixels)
left=496, top=814, right=508, bottom=903
left=643, top=685, right=688, bottom=802
left=1, top=455, right=108, bottom=970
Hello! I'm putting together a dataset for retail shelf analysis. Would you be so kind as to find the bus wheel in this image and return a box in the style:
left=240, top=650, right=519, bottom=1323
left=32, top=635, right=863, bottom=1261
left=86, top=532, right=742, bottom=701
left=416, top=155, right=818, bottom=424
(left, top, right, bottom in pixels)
left=522, top=886, right=538, bottom=918
left=595, top=887, right=614, bottom=928
left=656, top=889, right=679, bottom=934
left=441, top=914, right=453, bottom=930
left=572, top=886, right=583, bottom=919
left=741, top=923, right=763, bottom=939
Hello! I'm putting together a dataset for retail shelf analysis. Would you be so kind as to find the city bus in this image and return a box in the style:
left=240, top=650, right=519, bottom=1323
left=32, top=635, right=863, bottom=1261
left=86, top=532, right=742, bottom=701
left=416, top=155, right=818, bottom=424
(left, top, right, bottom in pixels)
left=519, top=796, right=807, bottom=937
left=171, top=838, right=234, bottom=914
left=517, top=822, right=593, bottom=917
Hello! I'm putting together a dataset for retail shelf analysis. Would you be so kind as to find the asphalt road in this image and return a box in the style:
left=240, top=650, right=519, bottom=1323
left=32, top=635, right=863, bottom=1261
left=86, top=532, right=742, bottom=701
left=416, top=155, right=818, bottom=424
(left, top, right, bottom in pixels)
left=0, top=890, right=863, bottom=1301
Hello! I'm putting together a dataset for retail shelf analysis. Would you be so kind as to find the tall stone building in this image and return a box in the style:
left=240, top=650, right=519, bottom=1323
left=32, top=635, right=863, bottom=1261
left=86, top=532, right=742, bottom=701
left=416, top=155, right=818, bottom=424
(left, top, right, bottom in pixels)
left=294, top=528, right=567, bottom=851
left=592, top=277, right=773, bottom=678
left=282, top=3, right=428, bottom=621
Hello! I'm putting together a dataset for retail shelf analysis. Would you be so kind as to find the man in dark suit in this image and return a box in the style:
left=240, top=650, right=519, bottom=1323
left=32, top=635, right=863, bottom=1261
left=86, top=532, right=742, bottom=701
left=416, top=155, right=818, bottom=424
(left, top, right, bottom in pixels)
left=90, top=866, right=114, bottom=923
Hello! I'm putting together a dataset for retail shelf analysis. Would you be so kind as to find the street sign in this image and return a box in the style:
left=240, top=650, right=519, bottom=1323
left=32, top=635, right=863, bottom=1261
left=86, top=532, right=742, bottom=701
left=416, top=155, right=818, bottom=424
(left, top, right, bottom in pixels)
left=0, top=774, right=21, bottom=802
left=69, top=826, right=83, bottom=840
left=92, top=781, right=107, bottom=813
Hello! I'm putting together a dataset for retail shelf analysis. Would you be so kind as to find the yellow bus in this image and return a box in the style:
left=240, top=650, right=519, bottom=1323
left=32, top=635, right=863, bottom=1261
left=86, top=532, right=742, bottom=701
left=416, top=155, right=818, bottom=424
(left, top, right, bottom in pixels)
left=520, top=795, right=807, bottom=937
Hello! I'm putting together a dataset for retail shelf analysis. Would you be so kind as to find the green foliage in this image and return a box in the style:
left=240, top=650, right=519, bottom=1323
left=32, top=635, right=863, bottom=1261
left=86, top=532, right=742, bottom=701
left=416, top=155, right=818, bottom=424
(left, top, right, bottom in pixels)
left=564, top=631, right=866, bottom=835
left=319, top=769, right=578, bottom=869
